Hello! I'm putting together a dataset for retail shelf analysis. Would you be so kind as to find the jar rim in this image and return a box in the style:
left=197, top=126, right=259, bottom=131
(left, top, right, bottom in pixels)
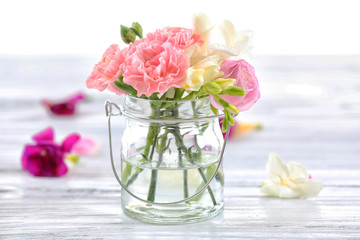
left=122, top=95, right=221, bottom=122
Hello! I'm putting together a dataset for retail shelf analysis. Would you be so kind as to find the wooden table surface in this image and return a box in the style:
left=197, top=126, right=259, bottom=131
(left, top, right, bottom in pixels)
left=1, top=55, right=360, bottom=239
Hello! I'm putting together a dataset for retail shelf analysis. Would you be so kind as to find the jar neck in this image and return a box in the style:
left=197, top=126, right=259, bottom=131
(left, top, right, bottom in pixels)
left=123, top=95, right=218, bottom=121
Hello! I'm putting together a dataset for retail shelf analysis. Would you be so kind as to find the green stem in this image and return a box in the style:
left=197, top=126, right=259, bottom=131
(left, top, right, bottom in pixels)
left=146, top=133, right=159, bottom=202
left=181, top=91, right=196, bottom=100
left=147, top=170, right=158, bottom=202
left=121, top=163, right=132, bottom=183
left=173, top=103, right=189, bottom=200
left=197, top=167, right=217, bottom=206
left=124, top=107, right=159, bottom=187
left=126, top=169, right=141, bottom=187
left=190, top=103, right=218, bottom=204
left=146, top=100, right=172, bottom=202
left=176, top=137, right=189, bottom=200
left=147, top=133, right=166, bottom=202
left=191, top=164, right=217, bottom=202
left=172, top=128, right=217, bottom=206
left=183, top=169, right=189, bottom=199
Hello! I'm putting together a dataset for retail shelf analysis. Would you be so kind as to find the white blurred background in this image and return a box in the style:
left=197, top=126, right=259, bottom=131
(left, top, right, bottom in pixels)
left=1, top=0, right=360, bottom=56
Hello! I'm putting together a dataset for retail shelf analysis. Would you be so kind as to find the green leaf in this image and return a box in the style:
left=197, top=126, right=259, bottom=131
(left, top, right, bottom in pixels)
left=114, top=78, right=137, bottom=96
left=149, top=93, right=160, bottom=100
left=181, top=91, right=197, bottom=100
left=174, top=88, right=185, bottom=100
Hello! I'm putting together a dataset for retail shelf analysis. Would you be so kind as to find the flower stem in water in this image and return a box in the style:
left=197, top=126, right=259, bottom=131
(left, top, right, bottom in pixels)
left=173, top=128, right=217, bottom=206
left=146, top=133, right=159, bottom=202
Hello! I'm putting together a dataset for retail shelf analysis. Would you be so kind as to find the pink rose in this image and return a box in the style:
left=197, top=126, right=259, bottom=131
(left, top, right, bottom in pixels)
left=210, top=59, right=260, bottom=112
left=122, top=27, right=203, bottom=97
left=86, top=44, right=127, bottom=95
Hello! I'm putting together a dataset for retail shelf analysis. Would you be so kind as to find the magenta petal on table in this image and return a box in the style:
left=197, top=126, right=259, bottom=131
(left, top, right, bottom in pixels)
left=50, top=102, right=76, bottom=115
left=22, top=127, right=81, bottom=177
left=61, top=134, right=81, bottom=153
left=22, top=144, right=68, bottom=177
left=72, top=137, right=98, bottom=155
left=32, top=127, right=54, bottom=143
left=42, top=92, right=85, bottom=116
left=21, top=145, right=41, bottom=170
left=67, top=92, right=85, bottom=104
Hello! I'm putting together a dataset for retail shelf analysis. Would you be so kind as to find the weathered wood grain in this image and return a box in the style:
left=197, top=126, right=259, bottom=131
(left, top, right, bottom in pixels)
left=0, top=55, right=360, bottom=239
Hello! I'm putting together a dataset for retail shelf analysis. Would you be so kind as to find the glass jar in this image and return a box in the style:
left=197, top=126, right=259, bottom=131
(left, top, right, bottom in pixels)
left=106, top=95, right=225, bottom=224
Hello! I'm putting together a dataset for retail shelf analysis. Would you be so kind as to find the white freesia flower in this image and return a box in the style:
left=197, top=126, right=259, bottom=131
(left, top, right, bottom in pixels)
left=184, top=55, right=222, bottom=91
left=184, top=68, right=204, bottom=91
left=260, top=153, right=323, bottom=199
left=210, top=20, right=253, bottom=60
left=191, top=13, right=253, bottom=65
left=193, top=13, right=214, bottom=54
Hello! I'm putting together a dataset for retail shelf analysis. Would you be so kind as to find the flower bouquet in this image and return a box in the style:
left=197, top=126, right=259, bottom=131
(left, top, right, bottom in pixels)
left=86, top=13, right=260, bottom=224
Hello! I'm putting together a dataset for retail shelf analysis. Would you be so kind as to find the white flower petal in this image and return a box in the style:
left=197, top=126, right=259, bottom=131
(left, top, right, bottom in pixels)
left=266, top=152, right=289, bottom=182
left=261, top=182, right=301, bottom=199
left=193, top=12, right=213, bottom=35
left=193, top=55, right=221, bottom=83
left=192, top=13, right=215, bottom=59
left=209, top=22, right=253, bottom=59
left=260, top=152, right=323, bottom=199
left=233, top=30, right=253, bottom=58
left=221, top=20, right=236, bottom=48
left=278, top=185, right=302, bottom=199
left=184, top=68, right=205, bottom=91
left=260, top=182, right=280, bottom=197
left=297, top=179, right=323, bottom=198
left=287, top=162, right=309, bottom=180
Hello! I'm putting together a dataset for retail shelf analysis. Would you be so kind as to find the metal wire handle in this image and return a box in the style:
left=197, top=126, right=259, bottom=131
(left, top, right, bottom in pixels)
left=105, top=99, right=231, bottom=205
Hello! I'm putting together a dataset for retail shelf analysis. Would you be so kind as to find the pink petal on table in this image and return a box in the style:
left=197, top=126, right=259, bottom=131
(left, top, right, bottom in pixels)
left=32, top=127, right=54, bottom=143
left=61, top=134, right=81, bottom=153
left=42, top=92, right=85, bottom=116
left=49, top=102, right=76, bottom=115
left=67, top=92, right=85, bottom=104
left=21, top=145, right=42, bottom=170
left=21, top=143, right=68, bottom=177
left=72, top=137, right=98, bottom=155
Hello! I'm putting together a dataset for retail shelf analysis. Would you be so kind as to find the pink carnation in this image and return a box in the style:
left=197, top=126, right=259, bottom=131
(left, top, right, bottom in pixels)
left=86, top=44, right=127, bottom=95
left=147, top=27, right=203, bottom=50
left=122, top=27, right=203, bottom=97
left=210, top=59, right=260, bottom=112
